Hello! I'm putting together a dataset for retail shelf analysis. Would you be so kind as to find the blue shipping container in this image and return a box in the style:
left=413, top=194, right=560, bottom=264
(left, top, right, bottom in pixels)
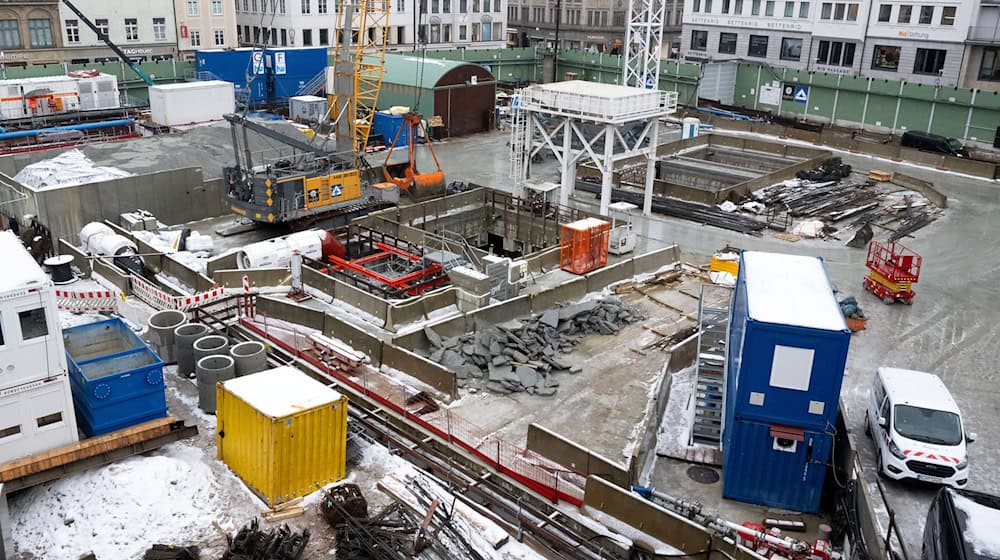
left=195, top=47, right=327, bottom=104
left=722, top=418, right=831, bottom=513
left=63, top=319, right=167, bottom=437
left=372, top=112, right=408, bottom=147
left=725, top=251, right=851, bottom=432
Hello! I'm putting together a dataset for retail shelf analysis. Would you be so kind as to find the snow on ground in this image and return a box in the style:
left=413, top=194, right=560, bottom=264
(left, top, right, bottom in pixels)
left=11, top=443, right=222, bottom=560
left=13, top=149, right=130, bottom=189
left=655, top=365, right=698, bottom=459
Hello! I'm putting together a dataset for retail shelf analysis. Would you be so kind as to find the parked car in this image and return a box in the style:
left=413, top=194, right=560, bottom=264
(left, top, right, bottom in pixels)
left=901, top=130, right=970, bottom=158
left=866, top=367, right=974, bottom=487
left=923, top=487, right=1000, bottom=560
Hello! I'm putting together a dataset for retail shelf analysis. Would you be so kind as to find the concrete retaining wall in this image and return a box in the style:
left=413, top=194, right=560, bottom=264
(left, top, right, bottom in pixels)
left=526, top=424, right=629, bottom=487
left=257, top=296, right=326, bottom=332
left=891, top=172, right=948, bottom=208
left=529, top=277, right=587, bottom=311
left=214, top=268, right=289, bottom=289
left=386, top=288, right=458, bottom=332
left=58, top=239, right=91, bottom=279
left=206, top=252, right=240, bottom=276
left=324, top=313, right=384, bottom=364
left=382, top=344, right=457, bottom=399
left=585, top=259, right=636, bottom=292
left=92, top=258, right=131, bottom=293
left=583, top=476, right=765, bottom=560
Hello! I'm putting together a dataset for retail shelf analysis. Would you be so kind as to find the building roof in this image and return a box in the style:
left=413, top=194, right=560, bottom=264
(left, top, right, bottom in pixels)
left=742, top=251, right=846, bottom=331
left=0, top=230, right=48, bottom=295
left=223, top=366, right=342, bottom=418
left=380, top=54, right=491, bottom=89
left=878, top=367, right=960, bottom=413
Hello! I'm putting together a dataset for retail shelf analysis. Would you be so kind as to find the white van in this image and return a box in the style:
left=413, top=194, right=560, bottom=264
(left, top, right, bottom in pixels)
left=866, top=367, right=974, bottom=487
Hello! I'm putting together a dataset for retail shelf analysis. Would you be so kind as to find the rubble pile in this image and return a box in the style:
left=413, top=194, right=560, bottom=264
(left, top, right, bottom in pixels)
left=425, top=297, right=642, bottom=395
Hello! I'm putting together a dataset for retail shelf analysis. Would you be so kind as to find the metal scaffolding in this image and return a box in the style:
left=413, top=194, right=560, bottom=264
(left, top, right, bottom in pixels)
left=623, top=0, right=665, bottom=89
left=510, top=80, right=677, bottom=216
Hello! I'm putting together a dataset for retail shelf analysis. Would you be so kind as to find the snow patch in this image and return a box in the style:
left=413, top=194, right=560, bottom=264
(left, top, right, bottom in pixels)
left=952, top=492, right=1000, bottom=557
left=14, top=149, right=131, bottom=189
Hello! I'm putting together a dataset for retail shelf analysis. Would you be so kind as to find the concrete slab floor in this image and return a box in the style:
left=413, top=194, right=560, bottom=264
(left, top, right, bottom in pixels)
left=446, top=276, right=702, bottom=465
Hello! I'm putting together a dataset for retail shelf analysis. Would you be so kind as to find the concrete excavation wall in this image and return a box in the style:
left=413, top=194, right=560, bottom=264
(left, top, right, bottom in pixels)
left=526, top=424, right=629, bottom=488
left=583, top=476, right=766, bottom=560
left=0, top=168, right=222, bottom=247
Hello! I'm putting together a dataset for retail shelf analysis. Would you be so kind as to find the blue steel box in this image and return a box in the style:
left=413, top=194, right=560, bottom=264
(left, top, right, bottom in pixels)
left=195, top=47, right=327, bottom=104
left=63, top=319, right=167, bottom=437
left=725, top=251, right=851, bottom=432
left=722, top=418, right=831, bottom=513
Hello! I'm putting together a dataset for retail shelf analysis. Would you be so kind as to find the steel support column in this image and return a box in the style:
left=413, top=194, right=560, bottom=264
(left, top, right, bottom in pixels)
left=643, top=118, right=659, bottom=216
left=600, top=125, right=615, bottom=215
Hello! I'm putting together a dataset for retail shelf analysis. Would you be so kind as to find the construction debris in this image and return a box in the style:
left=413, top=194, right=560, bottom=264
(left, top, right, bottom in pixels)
left=222, top=518, right=309, bottom=560
left=425, top=297, right=642, bottom=394
left=795, top=157, right=852, bottom=182
left=142, top=545, right=200, bottom=560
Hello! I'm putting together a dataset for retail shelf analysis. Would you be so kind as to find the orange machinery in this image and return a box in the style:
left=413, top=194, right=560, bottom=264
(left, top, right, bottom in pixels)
left=380, top=112, right=446, bottom=201
left=560, top=218, right=611, bottom=275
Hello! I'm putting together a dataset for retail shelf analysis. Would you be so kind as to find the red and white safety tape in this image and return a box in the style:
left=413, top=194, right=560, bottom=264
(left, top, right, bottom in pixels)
left=54, top=289, right=121, bottom=313
left=130, top=275, right=253, bottom=311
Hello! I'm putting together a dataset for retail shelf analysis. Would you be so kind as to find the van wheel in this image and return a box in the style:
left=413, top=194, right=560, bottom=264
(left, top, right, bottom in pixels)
left=864, top=412, right=872, bottom=437
left=877, top=451, right=887, bottom=479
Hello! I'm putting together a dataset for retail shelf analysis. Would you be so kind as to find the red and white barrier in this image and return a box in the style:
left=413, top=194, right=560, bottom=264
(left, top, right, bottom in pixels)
left=54, top=289, right=121, bottom=313
left=130, top=275, right=252, bottom=311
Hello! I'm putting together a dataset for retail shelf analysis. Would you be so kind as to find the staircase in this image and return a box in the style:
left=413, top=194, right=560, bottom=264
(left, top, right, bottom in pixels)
left=689, top=284, right=732, bottom=448
left=296, top=70, right=327, bottom=96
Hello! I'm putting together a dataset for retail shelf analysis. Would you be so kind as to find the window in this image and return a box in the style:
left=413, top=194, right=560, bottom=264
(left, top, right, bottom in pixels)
left=690, top=30, right=707, bottom=51
left=302, top=28, right=312, bottom=45
left=748, top=34, right=768, bottom=57
left=872, top=45, right=900, bottom=70
left=940, top=6, right=955, bottom=26
left=459, top=24, right=466, bottom=40
left=188, top=0, right=199, bottom=16
left=722, top=0, right=730, bottom=14
left=243, top=0, right=249, bottom=10
left=153, top=17, right=166, bottom=41
left=780, top=37, right=802, bottom=60
left=979, top=48, right=1000, bottom=81
left=784, top=2, right=793, bottom=17
left=28, top=19, right=53, bottom=48
left=0, top=316, right=4, bottom=346
left=898, top=5, right=911, bottom=23
left=847, top=2, right=857, bottom=19
left=820, top=2, right=830, bottom=18
left=214, top=29, right=225, bottom=45
left=719, top=32, right=737, bottom=54
left=252, top=0, right=258, bottom=10
left=734, top=0, right=744, bottom=13
left=213, top=0, right=224, bottom=14
left=280, top=28, right=287, bottom=45
left=37, top=412, right=62, bottom=428
left=752, top=0, right=761, bottom=14
left=693, top=0, right=701, bottom=11
left=444, top=0, right=451, bottom=13
left=913, top=48, right=946, bottom=75
left=190, top=30, right=202, bottom=46
left=799, top=2, right=809, bottom=17
left=281, top=0, right=286, bottom=13
left=460, top=0, right=467, bottom=12
left=65, top=19, right=80, bottom=43
left=444, top=23, right=451, bottom=41
left=495, top=0, right=500, bottom=13
left=18, top=308, right=48, bottom=340
left=918, top=5, right=932, bottom=24
left=0, top=425, right=20, bottom=440
left=125, top=18, right=138, bottom=41
left=613, top=11, right=625, bottom=25
left=705, top=0, right=713, bottom=12
left=877, top=4, right=891, bottom=21
left=832, top=3, right=844, bottom=19
left=816, top=40, right=855, bottom=66
left=319, top=0, right=328, bottom=13
left=302, top=0, right=311, bottom=13
left=765, top=0, right=774, bottom=15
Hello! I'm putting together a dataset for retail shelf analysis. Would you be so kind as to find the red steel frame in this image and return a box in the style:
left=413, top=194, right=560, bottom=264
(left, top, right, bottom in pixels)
left=239, top=316, right=586, bottom=506
left=865, top=241, right=922, bottom=283
left=324, top=241, right=448, bottom=296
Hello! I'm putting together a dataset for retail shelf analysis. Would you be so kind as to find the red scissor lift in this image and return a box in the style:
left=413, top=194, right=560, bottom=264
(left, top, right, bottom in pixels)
left=864, top=240, right=922, bottom=305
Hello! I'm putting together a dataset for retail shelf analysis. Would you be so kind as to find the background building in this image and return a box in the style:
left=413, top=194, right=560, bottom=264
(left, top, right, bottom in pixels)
left=960, top=0, right=1000, bottom=91
left=57, top=0, right=177, bottom=63
left=680, top=0, right=988, bottom=88
left=506, top=0, right=683, bottom=56
left=0, top=1, right=64, bottom=67
left=175, top=0, right=239, bottom=60
left=234, top=0, right=506, bottom=52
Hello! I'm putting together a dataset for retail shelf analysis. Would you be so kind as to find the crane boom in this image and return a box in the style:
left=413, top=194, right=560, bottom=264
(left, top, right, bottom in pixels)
left=61, top=0, right=155, bottom=87
left=333, top=0, right=389, bottom=154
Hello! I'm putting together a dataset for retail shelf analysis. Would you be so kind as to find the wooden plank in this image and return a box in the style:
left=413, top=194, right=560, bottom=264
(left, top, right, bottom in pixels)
left=262, top=507, right=305, bottom=522
left=0, top=417, right=177, bottom=482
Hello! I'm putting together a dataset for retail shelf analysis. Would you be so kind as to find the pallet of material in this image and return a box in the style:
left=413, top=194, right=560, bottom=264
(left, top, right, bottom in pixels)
left=0, top=417, right=187, bottom=483
left=868, top=170, right=893, bottom=182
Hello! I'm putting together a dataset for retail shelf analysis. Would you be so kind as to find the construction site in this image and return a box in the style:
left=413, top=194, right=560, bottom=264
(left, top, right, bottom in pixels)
left=0, top=1, right=995, bottom=560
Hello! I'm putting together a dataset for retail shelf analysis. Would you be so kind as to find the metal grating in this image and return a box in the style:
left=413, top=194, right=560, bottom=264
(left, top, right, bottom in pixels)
left=690, top=284, right=732, bottom=449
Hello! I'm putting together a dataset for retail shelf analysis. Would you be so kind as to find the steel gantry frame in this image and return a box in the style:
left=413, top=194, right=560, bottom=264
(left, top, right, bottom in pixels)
left=623, top=0, right=665, bottom=89
left=510, top=82, right=677, bottom=216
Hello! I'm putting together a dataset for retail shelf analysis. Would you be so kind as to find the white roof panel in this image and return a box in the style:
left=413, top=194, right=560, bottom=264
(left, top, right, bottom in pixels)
left=223, top=366, right=342, bottom=418
left=743, top=251, right=846, bottom=331
left=0, top=231, right=48, bottom=294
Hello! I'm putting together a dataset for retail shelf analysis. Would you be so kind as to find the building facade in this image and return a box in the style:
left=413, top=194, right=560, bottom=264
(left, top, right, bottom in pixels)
left=960, top=0, right=1000, bottom=91
left=506, top=0, right=683, bottom=57
left=234, top=0, right=507, bottom=52
left=175, top=0, right=239, bottom=59
left=57, top=0, right=178, bottom=63
left=0, top=1, right=64, bottom=67
left=681, top=0, right=989, bottom=88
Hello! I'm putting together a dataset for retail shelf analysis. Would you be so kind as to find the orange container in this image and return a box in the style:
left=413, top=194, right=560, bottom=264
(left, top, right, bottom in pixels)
left=560, top=218, right=611, bottom=274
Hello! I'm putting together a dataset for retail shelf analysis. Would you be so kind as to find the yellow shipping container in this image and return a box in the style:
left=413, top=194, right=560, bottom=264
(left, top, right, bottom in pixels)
left=216, top=366, right=348, bottom=507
